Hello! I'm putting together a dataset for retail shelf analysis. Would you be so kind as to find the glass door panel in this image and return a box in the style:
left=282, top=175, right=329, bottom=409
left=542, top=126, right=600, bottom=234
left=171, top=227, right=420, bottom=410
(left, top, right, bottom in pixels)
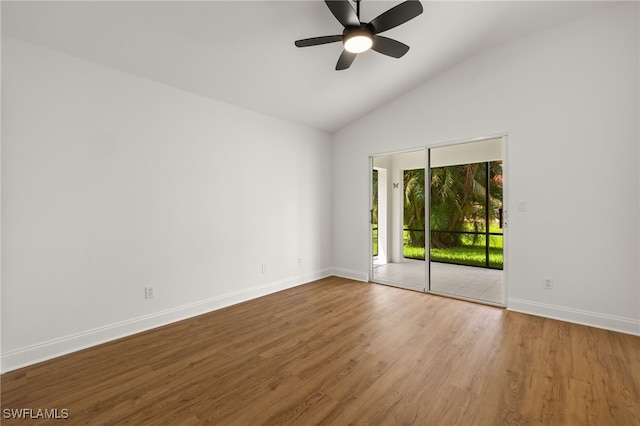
left=428, top=139, right=504, bottom=305
left=371, top=150, right=426, bottom=291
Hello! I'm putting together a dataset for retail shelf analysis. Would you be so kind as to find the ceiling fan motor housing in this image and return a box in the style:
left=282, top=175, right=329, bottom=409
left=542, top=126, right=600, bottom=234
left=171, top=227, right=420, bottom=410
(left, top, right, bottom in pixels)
left=342, top=24, right=374, bottom=53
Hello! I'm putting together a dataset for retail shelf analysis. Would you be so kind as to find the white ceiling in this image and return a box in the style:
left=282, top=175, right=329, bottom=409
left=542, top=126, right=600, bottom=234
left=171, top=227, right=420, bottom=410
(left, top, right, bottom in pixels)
left=2, top=1, right=618, bottom=133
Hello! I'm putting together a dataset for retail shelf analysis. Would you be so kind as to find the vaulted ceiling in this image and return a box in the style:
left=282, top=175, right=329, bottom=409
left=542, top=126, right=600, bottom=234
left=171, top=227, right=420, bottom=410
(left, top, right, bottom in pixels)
left=2, top=1, right=617, bottom=133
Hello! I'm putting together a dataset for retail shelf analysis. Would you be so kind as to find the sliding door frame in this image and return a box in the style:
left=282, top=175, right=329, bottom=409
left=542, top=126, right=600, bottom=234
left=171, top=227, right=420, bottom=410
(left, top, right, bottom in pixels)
left=368, top=134, right=508, bottom=307
left=425, top=134, right=508, bottom=307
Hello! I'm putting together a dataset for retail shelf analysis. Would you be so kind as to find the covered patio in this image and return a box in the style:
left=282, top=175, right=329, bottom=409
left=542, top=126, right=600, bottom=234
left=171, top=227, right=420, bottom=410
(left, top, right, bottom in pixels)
left=372, top=259, right=503, bottom=305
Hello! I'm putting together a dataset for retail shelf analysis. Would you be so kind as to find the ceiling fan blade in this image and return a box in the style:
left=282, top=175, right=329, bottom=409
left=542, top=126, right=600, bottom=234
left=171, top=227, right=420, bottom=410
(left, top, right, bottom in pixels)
left=295, top=35, right=343, bottom=48
left=369, top=0, right=423, bottom=34
left=372, top=35, right=410, bottom=58
left=325, top=0, right=360, bottom=28
left=336, top=50, right=357, bottom=70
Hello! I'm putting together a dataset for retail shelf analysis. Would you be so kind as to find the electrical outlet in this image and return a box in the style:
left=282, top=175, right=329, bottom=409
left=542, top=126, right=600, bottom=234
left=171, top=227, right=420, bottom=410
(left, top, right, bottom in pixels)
left=543, top=277, right=553, bottom=290
left=518, top=200, right=527, bottom=211
left=298, top=257, right=303, bottom=266
left=145, top=286, right=155, bottom=299
left=261, top=264, right=267, bottom=274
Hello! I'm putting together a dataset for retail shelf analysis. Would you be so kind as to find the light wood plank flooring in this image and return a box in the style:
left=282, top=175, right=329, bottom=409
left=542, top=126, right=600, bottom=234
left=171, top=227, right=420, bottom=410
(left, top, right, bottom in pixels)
left=2, top=277, right=639, bottom=425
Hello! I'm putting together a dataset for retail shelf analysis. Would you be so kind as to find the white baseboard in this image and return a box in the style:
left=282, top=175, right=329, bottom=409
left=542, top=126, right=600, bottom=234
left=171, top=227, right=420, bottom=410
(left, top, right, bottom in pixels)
left=1, top=269, right=333, bottom=373
left=9, top=276, right=635, bottom=373
left=330, top=267, right=369, bottom=282
left=508, top=298, right=640, bottom=336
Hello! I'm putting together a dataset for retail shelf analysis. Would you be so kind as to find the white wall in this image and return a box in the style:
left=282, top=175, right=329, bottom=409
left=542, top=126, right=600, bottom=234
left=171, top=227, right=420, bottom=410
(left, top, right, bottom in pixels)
left=1, top=37, right=333, bottom=371
left=332, top=3, right=640, bottom=334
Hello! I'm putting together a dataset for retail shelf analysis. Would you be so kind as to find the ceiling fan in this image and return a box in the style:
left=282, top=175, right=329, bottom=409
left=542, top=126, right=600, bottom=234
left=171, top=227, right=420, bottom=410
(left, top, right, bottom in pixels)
left=295, top=0, right=423, bottom=70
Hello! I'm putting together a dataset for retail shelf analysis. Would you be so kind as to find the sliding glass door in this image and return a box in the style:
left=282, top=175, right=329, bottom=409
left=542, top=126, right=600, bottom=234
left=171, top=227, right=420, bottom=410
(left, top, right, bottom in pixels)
left=370, top=138, right=505, bottom=306
left=428, top=139, right=504, bottom=305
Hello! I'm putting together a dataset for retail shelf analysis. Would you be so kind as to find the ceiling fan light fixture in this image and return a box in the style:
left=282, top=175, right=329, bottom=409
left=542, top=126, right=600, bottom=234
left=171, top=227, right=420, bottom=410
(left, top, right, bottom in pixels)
left=343, top=30, right=373, bottom=53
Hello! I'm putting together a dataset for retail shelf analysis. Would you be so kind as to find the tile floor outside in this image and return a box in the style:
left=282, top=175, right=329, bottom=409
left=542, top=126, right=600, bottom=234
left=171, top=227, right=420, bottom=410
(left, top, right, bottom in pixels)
left=372, top=259, right=503, bottom=305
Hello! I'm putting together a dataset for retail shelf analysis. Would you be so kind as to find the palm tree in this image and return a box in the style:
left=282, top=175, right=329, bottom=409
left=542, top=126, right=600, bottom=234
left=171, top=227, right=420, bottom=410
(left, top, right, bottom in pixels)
left=402, top=162, right=503, bottom=265
left=430, top=162, right=502, bottom=249
left=404, top=169, right=425, bottom=248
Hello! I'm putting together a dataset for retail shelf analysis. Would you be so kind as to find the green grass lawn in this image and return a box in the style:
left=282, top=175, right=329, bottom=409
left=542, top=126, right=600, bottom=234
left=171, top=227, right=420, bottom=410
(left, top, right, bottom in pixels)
left=373, top=228, right=378, bottom=256
left=405, top=244, right=503, bottom=269
left=404, top=226, right=503, bottom=269
left=429, top=246, right=502, bottom=269
left=375, top=226, right=503, bottom=269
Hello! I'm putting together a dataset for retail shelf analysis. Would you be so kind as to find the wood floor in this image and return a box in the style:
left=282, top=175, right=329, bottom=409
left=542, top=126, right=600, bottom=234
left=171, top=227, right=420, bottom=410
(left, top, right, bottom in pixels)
left=2, top=277, right=639, bottom=425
